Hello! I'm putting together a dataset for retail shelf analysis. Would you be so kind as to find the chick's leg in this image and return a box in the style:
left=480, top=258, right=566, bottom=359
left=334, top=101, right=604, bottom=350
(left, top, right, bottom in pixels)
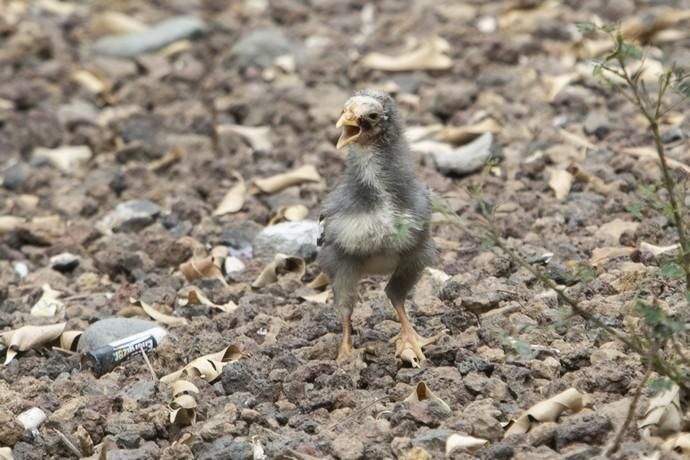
left=332, top=269, right=361, bottom=362
left=386, top=265, right=444, bottom=368
left=338, top=303, right=354, bottom=358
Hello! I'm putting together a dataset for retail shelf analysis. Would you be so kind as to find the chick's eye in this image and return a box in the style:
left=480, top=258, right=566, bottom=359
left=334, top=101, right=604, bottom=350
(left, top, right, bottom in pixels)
left=368, top=113, right=379, bottom=121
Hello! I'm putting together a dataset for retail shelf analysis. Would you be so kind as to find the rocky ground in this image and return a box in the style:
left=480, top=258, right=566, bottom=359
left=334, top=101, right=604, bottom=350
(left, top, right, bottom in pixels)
left=1, top=0, right=690, bottom=459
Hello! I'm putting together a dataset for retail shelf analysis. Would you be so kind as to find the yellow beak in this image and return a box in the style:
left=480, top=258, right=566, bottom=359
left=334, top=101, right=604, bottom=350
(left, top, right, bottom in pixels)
left=336, top=111, right=361, bottom=150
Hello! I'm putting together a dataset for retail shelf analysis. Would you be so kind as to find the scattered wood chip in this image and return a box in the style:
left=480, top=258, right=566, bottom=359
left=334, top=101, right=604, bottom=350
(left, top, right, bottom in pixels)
left=0, top=216, right=26, bottom=235
left=548, top=168, right=573, bottom=201
left=505, top=388, right=584, bottom=436
left=169, top=380, right=198, bottom=426
left=639, top=242, right=680, bottom=258
left=268, top=204, right=309, bottom=225
left=252, top=254, right=306, bottom=288
left=0, top=322, right=67, bottom=365
left=213, top=173, right=246, bottom=216
left=361, top=35, right=452, bottom=71
left=590, top=247, right=635, bottom=267
left=30, top=284, right=65, bottom=318
left=299, top=290, right=330, bottom=303
left=178, top=287, right=238, bottom=313
left=180, top=255, right=226, bottom=285
left=217, top=124, right=272, bottom=152
left=147, top=147, right=184, bottom=172
left=72, top=70, right=108, bottom=94
left=446, top=433, right=488, bottom=455
left=639, top=384, right=682, bottom=436
left=160, top=344, right=241, bottom=383
left=404, top=382, right=451, bottom=413
left=559, top=129, right=596, bottom=150
left=252, top=165, right=321, bottom=194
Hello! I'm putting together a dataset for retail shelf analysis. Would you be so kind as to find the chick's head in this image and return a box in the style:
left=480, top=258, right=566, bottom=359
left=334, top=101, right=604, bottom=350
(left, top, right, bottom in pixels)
left=336, top=90, right=400, bottom=150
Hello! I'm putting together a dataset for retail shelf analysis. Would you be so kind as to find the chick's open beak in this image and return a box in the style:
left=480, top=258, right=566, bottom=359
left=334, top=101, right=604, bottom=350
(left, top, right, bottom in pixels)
left=336, top=110, right=361, bottom=150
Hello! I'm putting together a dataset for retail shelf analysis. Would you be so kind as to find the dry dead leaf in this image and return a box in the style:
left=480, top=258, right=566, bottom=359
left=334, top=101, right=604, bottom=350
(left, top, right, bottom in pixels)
left=1, top=322, right=66, bottom=364
left=268, top=204, right=309, bottom=225
left=75, top=425, right=94, bottom=457
left=662, top=432, right=690, bottom=456
left=548, top=168, right=573, bottom=201
left=446, top=433, right=488, bottom=455
left=505, top=388, right=584, bottom=436
left=544, top=73, right=578, bottom=102
left=214, top=173, right=246, bottom=216
left=559, top=129, right=596, bottom=150
left=361, top=35, right=452, bottom=71
left=639, top=384, right=682, bottom=436
left=148, top=147, right=184, bottom=172
left=160, top=344, right=241, bottom=383
left=621, top=9, right=690, bottom=43
left=217, top=124, right=272, bottom=152
left=169, top=380, right=199, bottom=426
left=33, top=145, right=92, bottom=174
left=131, top=299, right=188, bottom=327
left=72, top=70, right=108, bottom=94
left=30, top=284, right=65, bottom=318
left=180, top=255, right=226, bottom=285
left=179, top=287, right=238, bottom=313
left=405, top=125, right=444, bottom=143
left=404, top=382, right=451, bottom=413
left=59, top=330, right=82, bottom=351
left=622, top=147, right=690, bottom=175
left=307, top=272, right=330, bottom=289
left=252, top=254, right=306, bottom=288
left=590, top=247, right=635, bottom=267
left=567, top=163, right=620, bottom=195
left=88, top=11, right=146, bottom=35
left=438, top=118, right=500, bottom=145
left=253, top=165, right=321, bottom=194
left=596, top=218, right=639, bottom=242
left=299, top=290, right=330, bottom=303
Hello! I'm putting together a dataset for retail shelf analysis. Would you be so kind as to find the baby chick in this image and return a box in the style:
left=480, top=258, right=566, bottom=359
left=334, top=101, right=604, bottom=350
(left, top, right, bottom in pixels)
left=318, top=89, right=442, bottom=367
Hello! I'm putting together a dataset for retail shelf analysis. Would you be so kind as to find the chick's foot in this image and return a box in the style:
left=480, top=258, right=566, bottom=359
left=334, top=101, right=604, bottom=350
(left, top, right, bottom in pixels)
left=391, top=325, right=444, bottom=368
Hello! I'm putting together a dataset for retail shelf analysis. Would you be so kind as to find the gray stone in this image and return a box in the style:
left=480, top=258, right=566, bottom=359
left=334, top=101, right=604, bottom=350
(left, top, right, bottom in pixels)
left=230, top=29, right=297, bottom=70
left=99, top=200, right=162, bottom=233
left=198, top=435, right=253, bottom=460
left=0, top=410, right=24, bottom=447
left=554, top=413, right=612, bottom=449
left=224, top=256, right=245, bottom=275
left=92, top=16, right=206, bottom=58
left=661, top=126, right=684, bottom=144
left=253, top=220, right=319, bottom=259
left=427, top=132, right=501, bottom=176
left=584, top=111, right=610, bottom=140
left=2, top=162, right=31, bottom=191
left=77, top=318, right=160, bottom=352
left=50, top=252, right=80, bottom=272
left=412, top=428, right=452, bottom=452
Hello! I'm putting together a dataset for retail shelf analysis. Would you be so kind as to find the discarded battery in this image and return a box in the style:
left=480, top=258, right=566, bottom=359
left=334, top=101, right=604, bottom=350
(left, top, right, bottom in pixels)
left=81, top=327, right=167, bottom=376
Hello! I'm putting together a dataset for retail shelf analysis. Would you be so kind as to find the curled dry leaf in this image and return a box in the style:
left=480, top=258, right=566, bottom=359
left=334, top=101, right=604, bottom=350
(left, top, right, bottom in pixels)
left=558, top=129, right=596, bottom=151
left=623, top=147, right=690, bottom=175
left=590, top=247, right=635, bottom=268
left=299, top=290, right=330, bottom=304
left=268, top=204, right=309, bottom=225
left=639, top=383, right=682, bottom=436
left=404, top=382, right=451, bottom=413
left=662, top=433, right=690, bottom=456
left=567, top=163, right=620, bottom=195
left=446, top=433, right=488, bottom=455
left=253, top=165, right=321, bottom=194
left=438, top=118, right=500, bottom=145
left=639, top=242, right=680, bottom=258
left=30, top=284, right=65, bottom=318
left=59, top=330, right=82, bottom=351
left=543, top=73, right=578, bottom=102
left=148, top=147, right=184, bottom=172
left=596, top=218, right=639, bottom=242
left=169, top=380, right=199, bottom=426
left=505, top=388, right=584, bottom=436
left=160, top=344, right=241, bottom=383
left=88, top=11, right=146, bottom=35
left=548, top=168, right=573, bottom=201
left=217, top=124, right=272, bottom=152
left=252, top=254, right=306, bottom=288
left=213, top=173, right=246, bottom=216
left=180, top=255, right=227, bottom=285
left=307, top=272, right=330, bottom=289
left=131, top=299, right=188, bottom=327
left=361, top=35, right=452, bottom=71
left=1, top=322, right=66, bottom=364
left=179, top=287, right=238, bottom=313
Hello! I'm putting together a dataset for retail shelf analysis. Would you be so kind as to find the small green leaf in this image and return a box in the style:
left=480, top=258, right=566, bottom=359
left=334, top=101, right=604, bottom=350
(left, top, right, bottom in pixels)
left=672, top=76, right=690, bottom=100
left=646, top=376, right=673, bottom=395
left=660, top=262, right=685, bottom=279
left=626, top=201, right=644, bottom=219
left=620, top=43, right=642, bottom=60
left=576, top=22, right=597, bottom=32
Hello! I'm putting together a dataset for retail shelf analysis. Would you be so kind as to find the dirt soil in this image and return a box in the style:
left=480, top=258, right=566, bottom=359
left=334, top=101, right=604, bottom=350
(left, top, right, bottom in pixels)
left=1, top=0, right=690, bottom=459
